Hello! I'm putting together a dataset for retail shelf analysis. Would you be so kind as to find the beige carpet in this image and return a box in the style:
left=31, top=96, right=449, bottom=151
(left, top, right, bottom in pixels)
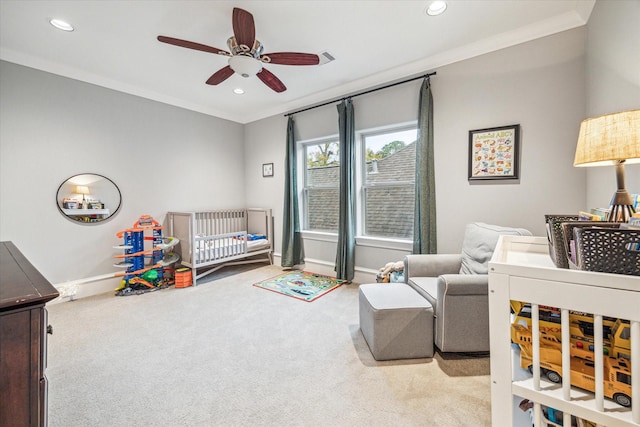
left=46, top=264, right=491, bottom=426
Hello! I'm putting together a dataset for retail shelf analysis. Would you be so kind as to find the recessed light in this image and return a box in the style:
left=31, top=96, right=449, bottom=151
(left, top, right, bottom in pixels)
left=233, top=88, right=245, bottom=95
left=50, top=18, right=74, bottom=32
left=426, top=1, right=447, bottom=16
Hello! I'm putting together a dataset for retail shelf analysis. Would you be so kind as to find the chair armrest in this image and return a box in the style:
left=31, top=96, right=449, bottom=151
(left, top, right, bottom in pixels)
left=434, top=274, right=490, bottom=352
left=438, top=274, right=488, bottom=296
left=404, top=254, right=462, bottom=281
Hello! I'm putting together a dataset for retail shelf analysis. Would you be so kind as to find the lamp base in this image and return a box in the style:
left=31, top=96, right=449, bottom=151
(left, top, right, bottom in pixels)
left=605, top=163, right=636, bottom=222
left=606, top=204, right=635, bottom=222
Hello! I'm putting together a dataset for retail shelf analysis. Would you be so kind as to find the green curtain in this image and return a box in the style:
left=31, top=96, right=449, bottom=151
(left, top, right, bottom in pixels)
left=413, top=77, right=437, bottom=254
left=335, top=99, right=356, bottom=281
left=281, top=116, right=305, bottom=268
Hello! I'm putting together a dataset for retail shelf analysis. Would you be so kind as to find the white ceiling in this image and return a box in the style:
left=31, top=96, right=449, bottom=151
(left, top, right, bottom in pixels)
left=0, top=0, right=595, bottom=124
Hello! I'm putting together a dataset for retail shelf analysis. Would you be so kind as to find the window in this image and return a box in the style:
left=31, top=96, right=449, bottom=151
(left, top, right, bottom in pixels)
left=301, top=123, right=417, bottom=242
left=303, top=139, right=340, bottom=232
left=362, top=126, right=417, bottom=239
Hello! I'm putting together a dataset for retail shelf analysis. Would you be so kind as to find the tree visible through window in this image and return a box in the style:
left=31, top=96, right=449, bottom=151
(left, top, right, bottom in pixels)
left=363, top=127, right=417, bottom=239
left=304, top=140, right=340, bottom=232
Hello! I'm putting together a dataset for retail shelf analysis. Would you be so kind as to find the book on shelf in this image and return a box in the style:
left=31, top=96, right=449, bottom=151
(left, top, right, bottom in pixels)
left=578, top=211, right=604, bottom=221
left=590, top=207, right=609, bottom=219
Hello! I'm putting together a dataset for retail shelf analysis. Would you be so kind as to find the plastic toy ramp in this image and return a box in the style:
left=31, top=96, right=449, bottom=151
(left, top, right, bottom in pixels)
left=113, top=247, right=163, bottom=259
left=114, top=263, right=163, bottom=277
left=161, top=252, right=179, bottom=266
left=128, top=277, right=155, bottom=289
left=155, top=237, right=179, bottom=250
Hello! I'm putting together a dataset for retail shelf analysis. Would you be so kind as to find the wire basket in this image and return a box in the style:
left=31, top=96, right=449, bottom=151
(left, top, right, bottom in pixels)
left=544, top=214, right=579, bottom=268
left=561, top=221, right=620, bottom=269
left=574, top=227, right=640, bottom=276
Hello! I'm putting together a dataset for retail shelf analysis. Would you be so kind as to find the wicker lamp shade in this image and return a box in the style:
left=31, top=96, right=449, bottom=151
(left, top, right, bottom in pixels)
left=76, top=185, right=90, bottom=195
left=574, top=109, right=640, bottom=167
left=573, top=109, right=640, bottom=222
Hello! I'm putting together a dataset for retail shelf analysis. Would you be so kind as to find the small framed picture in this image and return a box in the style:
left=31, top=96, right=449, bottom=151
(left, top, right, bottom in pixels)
left=468, top=124, right=520, bottom=181
left=262, top=163, right=274, bottom=177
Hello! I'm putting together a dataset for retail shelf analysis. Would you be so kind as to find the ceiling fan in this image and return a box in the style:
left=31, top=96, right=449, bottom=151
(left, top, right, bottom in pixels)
left=157, top=7, right=320, bottom=93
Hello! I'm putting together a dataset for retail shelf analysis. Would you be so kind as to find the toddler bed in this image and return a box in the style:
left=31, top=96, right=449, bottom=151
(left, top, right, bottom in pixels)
left=165, top=208, right=273, bottom=285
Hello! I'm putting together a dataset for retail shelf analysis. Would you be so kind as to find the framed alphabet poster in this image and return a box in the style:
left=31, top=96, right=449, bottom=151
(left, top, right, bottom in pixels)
left=468, top=124, right=520, bottom=181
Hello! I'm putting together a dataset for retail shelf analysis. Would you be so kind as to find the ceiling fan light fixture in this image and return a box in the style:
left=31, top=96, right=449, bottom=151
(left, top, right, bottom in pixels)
left=49, top=18, right=74, bottom=32
left=426, top=1, right=447, bottom=16
left=228, top=55, right=263, bottom=78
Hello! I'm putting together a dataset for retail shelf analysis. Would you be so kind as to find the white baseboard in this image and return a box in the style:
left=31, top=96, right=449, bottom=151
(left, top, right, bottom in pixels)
left=50, top=255, right=380, bottom=304
left=272, top=254, right=378, bottom=284
left=50, top=274, right=120, bottom=304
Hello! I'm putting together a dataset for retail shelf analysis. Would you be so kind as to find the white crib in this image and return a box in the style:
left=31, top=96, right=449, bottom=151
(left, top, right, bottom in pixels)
left=165, top=208, right=273, bottom=285
left=489, top=235, right=639, bottom=427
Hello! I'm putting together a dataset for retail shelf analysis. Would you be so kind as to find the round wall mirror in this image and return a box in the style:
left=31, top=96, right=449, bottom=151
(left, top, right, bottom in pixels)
left=56, top=173, right=121, bottom=224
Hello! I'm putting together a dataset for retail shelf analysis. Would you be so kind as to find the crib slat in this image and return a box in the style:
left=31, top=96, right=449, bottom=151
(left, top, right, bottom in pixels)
left=594, top=315, right=604, bottom=412
left=632, top=320, right=639, bottom=424
left=532, top=304, right=541, bottom=391
left=561, top=308, right=571, bottom=402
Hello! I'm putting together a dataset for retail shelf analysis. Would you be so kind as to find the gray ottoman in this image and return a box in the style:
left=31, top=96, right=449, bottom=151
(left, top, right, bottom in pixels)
left=359, top=283, right=434, bottom=360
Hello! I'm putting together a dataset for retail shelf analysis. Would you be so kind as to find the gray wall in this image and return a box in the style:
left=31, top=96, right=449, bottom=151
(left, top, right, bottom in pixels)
left=1, top=1, right=636, bottom=293
left=584, top=0, right=640, bottom=208
left=245, top=26, right=588, bottom=270
left=0, top=61, right=244, bottom=295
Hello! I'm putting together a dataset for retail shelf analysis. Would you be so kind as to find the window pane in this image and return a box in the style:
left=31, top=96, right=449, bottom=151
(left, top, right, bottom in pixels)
left=364, top=185, right=414, bottom=239
left=365, top=129, right=417, bottom=183
left=306, top=142, right=339, bottom=186
left=306, top=188, right=339, bottom=232
left=363, top=127, right=417, bottom=239
left=304, top=141, right=339, bottom=232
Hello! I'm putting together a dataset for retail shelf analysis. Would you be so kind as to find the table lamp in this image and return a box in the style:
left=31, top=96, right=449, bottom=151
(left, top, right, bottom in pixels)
left=76, top=185, right=90, bottom=207
left=574, top=110, right=640, bottom=222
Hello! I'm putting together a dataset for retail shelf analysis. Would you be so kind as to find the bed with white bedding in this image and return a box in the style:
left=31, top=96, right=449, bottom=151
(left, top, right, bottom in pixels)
left=166, top=208, right=273, bottom=285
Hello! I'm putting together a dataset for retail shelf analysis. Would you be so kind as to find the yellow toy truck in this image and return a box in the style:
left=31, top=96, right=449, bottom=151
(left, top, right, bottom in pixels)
left=511, top=303, right=630, bottom=360
left=512, top=322, right=632, bottom=408
left=519, top=351, right=632, bottom=408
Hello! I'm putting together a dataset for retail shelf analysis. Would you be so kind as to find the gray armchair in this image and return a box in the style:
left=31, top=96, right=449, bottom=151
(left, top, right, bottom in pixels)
left=404, top=223, right=531, bottom=353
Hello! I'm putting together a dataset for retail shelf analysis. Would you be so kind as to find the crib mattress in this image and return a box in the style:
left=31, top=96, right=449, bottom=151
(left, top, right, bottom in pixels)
left=195, top=238, right=270, bottom=264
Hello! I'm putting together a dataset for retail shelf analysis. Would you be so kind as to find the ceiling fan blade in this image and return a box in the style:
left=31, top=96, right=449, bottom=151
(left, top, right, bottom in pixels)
left=232, top=8, right=256, bottom=48
left=257, top=68, right=286, bottom=93
left=262, top=52, right=320, bottom=66
left=157, top=36, right=229, bottom=55
left=206, top=66, right=235, bottom=85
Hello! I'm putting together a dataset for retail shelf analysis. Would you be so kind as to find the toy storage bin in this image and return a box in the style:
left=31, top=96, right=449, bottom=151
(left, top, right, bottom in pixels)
left=559, top=221, right=620, bottom=269
left=574, top=227, right=640, bottom=276
left=544, top=214, right=579, bottom=268
left=175, top=268, right=193, bottom=288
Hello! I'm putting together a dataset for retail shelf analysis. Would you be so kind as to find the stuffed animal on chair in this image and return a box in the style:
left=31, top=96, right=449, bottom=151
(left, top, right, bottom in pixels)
left=377, top=261, right=405, bottom=283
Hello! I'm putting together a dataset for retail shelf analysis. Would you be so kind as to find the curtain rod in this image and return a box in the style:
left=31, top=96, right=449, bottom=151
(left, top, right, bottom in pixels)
left=284, top=71, right=436, bottom=117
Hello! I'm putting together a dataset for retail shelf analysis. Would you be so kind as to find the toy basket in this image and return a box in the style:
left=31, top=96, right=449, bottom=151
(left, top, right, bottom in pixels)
left=574, top=227, right=640, bottom=276
left=175, top=267, right=193, bottom=288
left=544, top=214, right=579, bottom=268
left=560, top=221, right=620, bottom=269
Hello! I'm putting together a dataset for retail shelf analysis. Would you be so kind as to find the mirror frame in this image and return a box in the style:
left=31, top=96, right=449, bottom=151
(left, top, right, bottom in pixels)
left=56, top=173, right=122, bottom=224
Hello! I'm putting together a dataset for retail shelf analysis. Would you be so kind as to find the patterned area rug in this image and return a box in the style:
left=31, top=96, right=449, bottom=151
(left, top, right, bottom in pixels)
left=253, top=270, right=347, bottom=302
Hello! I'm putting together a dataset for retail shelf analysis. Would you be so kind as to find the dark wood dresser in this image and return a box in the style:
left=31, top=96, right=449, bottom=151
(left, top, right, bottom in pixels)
left=1, top=241, right=59, bottom=427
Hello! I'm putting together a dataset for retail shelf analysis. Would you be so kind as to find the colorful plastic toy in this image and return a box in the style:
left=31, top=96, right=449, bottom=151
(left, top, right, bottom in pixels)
left=512, top=318, right=632, bottom=408
left=113, top=215, right=179, bottom=296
